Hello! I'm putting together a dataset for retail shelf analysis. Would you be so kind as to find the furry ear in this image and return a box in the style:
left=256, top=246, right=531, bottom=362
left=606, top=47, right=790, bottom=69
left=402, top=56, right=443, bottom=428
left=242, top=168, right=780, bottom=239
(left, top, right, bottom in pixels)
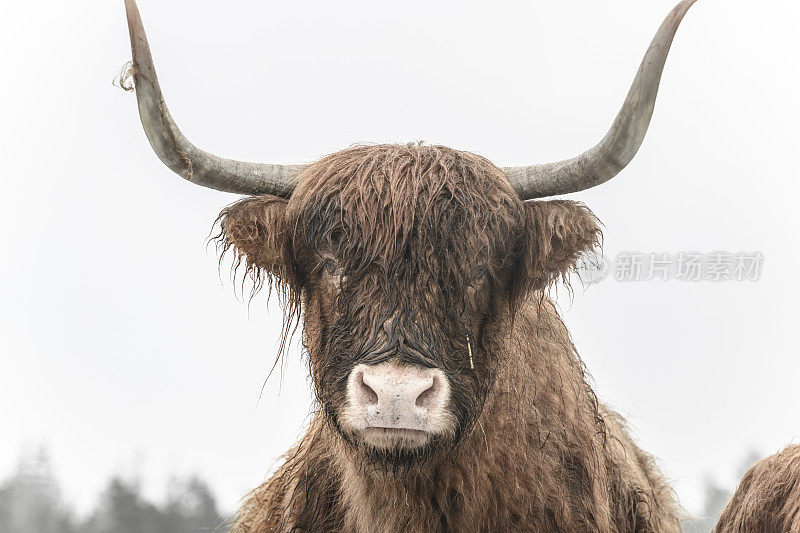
left=515, top=200, right=602, bottom=294
left=216, top=196, right=291, bottom=279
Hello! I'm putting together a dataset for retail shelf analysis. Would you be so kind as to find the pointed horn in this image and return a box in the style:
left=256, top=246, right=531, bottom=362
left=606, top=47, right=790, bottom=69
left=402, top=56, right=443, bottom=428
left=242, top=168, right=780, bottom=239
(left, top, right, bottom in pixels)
left=504, top=0, right=699, bottom=200
left=123, top=0, right=305, bottom=197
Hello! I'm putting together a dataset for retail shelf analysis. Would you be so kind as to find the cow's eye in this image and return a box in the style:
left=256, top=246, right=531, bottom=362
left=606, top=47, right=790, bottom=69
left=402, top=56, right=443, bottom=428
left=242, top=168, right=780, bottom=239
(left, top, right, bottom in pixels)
left=324, top=258, right=339, bottom=275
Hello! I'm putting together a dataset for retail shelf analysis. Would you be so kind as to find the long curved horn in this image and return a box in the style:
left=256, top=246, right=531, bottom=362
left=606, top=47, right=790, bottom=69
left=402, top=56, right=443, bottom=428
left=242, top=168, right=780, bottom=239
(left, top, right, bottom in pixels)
left=504, top=0, right=699, bottom=200
left=123, top=0, right=305, bottom=197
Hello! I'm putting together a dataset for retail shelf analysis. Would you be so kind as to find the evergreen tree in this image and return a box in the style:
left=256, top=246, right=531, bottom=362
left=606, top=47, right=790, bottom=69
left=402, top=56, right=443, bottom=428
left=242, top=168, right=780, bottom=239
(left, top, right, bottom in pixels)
left=161, top=476, right=229, bottom=532
left=82, top=476, right=162, bottom=533
left=0, top=447, right=76, bottom=533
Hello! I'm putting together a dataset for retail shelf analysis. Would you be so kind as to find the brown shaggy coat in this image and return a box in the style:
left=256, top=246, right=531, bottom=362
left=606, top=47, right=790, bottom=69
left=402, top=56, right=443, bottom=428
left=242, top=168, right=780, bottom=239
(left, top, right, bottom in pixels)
left=714, top=445, right=800, bottom=532
left=219, top=144, right=680, bottom=532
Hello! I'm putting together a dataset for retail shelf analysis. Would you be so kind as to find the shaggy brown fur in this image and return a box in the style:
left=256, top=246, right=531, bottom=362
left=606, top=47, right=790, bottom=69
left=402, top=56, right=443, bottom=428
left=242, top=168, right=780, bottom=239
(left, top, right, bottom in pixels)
left=714, top=445, right=800, bottom=532
left=217, top=144, right=680, bottom=532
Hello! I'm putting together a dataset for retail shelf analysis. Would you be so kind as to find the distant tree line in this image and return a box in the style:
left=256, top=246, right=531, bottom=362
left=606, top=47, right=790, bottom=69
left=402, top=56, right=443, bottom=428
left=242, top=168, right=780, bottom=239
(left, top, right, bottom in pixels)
left=0, top=448, right=230, bottom=533
left=0, top=446, right=759, bottom=533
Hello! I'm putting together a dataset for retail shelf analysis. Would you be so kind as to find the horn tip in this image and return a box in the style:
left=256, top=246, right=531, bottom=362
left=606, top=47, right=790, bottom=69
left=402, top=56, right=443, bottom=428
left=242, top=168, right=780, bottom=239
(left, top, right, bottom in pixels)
left=678, top=0, right=701, bottom=15
left=122, top=0, right=156, bottom=82
left=124, top=0, right=144, bottom=40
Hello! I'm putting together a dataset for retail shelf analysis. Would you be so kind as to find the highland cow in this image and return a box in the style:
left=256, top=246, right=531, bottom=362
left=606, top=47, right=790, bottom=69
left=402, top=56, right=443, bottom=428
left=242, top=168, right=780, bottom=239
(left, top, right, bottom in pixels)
left=714, top=445, right=800, bottom=533
left=122, top=0, right=700, bottom=530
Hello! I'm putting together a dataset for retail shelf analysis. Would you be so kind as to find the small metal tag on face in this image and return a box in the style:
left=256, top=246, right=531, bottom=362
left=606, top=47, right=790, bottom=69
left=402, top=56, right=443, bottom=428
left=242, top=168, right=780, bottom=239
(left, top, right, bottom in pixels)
left=466, top=335, right=474, bottom=370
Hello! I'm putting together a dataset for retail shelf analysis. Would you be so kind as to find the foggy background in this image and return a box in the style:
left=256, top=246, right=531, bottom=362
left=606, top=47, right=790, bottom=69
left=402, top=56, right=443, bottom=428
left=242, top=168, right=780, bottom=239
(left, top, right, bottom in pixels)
left=1, top=0, right=798, bottom=529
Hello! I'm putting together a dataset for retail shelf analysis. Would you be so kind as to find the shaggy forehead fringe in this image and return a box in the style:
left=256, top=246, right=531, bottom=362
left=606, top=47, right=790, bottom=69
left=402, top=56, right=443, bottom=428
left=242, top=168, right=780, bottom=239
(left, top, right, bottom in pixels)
left=292, top=143, right=523, bottom=319
left=293, top=142, right=520, bottom=259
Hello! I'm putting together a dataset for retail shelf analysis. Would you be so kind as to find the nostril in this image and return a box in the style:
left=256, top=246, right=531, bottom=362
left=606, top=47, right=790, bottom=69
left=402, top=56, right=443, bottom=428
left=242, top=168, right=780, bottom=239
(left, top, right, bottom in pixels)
left=415, top=376, right=439, bottom=408
left=356, top=370, right=379, bottom=405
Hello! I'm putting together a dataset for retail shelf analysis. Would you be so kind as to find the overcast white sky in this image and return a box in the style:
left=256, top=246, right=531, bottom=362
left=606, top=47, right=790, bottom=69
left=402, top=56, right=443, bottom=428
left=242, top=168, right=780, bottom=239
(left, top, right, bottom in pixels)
left=1, top=0, right=799, bottom=519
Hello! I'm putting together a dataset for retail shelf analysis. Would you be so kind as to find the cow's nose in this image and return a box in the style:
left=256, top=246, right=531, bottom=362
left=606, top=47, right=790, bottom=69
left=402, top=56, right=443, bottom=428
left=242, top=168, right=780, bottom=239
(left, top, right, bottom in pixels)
left=347, top=362, right=449, bottom=432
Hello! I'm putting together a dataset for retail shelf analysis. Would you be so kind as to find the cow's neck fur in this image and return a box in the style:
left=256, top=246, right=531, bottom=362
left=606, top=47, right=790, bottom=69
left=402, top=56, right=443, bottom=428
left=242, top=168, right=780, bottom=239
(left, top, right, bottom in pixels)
left=332, top=299, right=606, bottom=532
left=233, top=298, right=680, bottom=532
